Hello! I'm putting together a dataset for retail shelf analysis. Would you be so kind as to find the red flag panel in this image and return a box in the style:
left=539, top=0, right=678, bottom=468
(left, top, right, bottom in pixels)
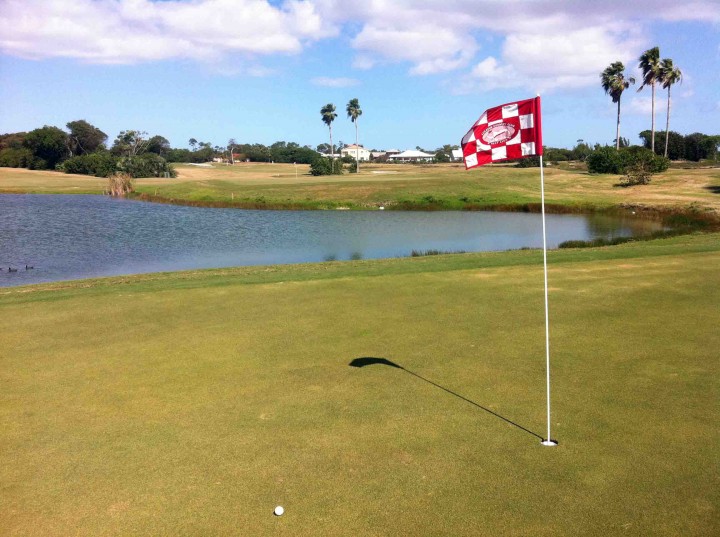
left=460, top=96, right=543, bottom=170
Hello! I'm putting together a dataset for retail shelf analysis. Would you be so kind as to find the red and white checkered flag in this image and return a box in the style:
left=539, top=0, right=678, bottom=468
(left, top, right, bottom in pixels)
left=461, top=96, right=543, bottom=169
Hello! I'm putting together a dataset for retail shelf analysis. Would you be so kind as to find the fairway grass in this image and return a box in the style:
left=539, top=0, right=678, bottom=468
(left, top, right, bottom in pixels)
left=1, top=234, right=719, bottom=535
left=3, top=163, right=720, bottom=214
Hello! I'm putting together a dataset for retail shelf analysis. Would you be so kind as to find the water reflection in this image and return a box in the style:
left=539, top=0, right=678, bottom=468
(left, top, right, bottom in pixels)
left=0, top=195, right=664, bottom=287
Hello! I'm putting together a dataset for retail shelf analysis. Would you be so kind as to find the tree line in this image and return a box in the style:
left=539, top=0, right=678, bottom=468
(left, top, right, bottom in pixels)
left=0, top=122, right=176, bottom=178
left=0, top=121, right=328, bottom=178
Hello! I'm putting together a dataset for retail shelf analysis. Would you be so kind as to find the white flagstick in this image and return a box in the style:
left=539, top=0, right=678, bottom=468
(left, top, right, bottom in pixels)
left=539, top=154, right=557, bottom=446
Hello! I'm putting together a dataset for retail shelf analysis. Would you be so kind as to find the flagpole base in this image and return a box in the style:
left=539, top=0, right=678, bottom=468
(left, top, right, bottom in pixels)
left=541, top=439, right=558, bottom=447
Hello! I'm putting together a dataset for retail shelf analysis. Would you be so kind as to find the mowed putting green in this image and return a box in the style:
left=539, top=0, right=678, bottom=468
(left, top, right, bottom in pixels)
left=1, top=234, right=719, bottom=535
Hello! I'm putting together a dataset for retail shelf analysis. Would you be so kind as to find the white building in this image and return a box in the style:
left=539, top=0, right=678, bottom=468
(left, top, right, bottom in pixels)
left=340, top=144, right=371, bottom=161
left=387, top=150, right=435, bottom=162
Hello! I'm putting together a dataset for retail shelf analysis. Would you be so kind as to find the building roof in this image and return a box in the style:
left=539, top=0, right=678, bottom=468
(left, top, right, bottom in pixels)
left=390, top=150, right=434, bottom=158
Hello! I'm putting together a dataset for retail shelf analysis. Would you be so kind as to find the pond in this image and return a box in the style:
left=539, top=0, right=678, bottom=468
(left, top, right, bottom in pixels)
left=0, top=194, right=664, bottom=287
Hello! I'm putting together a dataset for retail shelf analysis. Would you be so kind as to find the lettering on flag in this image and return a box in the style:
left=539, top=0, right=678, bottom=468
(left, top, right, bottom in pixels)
left=461, top=96, right=543, bottom=170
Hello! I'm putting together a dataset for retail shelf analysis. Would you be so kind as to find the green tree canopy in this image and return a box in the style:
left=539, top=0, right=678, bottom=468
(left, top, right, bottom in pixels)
left=638, top=47, right=662, bottom=152
left=111, top=130, right=150, bottom=157
left=23, top=125, right=69, bottom=168
left=320, top=103, right=337, bottom=157
left=601, top=61, right=635, bottom=150
left=346, top=98, right=362, bottom=172
left=659, top=58, right=682, bottom=158
left=66, top=120, right=107, bottom=156
left=146, top=135, right=171, bottom=157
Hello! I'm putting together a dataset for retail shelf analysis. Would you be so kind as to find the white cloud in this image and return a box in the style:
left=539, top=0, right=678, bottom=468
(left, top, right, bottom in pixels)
left=311, top=77, right=360, bottom=87
left=1, top=0, right=718, bottom=90
left=627, top=96, right=654, bottom=115
left=351, top=23, right=477, bottom=75
left=0, top=0, right=334, bottom=64
left=321, top=0, right=719, bottom=89
left=460, top=24, right=646, bottom=93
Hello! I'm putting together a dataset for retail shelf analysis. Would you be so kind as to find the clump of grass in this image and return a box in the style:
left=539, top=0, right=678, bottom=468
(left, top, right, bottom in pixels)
left=559, top=229, right=692, bottom=249
left=410, top=249, right=467, bottom=257
left=559, top=237, right=635, bottom=249
left=106, top=172, right=134, bottom=197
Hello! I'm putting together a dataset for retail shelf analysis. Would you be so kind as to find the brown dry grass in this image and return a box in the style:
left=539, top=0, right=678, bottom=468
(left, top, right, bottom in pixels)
left=2, top=163, right=719, bottom=213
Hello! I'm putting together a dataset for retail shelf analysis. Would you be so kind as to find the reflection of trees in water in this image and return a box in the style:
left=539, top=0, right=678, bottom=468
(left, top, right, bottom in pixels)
left=585, top=213, right=662, bottom=239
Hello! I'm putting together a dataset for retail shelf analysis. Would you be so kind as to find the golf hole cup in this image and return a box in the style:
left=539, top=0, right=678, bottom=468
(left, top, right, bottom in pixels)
left=274, top=506, right=284, bottom=516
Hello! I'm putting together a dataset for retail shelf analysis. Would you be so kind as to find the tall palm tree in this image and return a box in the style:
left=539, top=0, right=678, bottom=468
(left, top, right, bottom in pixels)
left=638, top=46, right=662, bottom=153
left=320, top=103, right=337, bottom=160
left=660, top=58, right=682, bottom=158
left=601, top=61, right=635, bottom=150
left=346, top=98, right=362, bottom=173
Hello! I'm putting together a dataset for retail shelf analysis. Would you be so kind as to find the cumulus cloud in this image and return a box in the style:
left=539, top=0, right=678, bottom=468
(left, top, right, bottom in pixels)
left=311, top=77, right=360, bottom=87
left=1, top=0, right=718, bottom=90
left=319, top=0, right=718, bottom=89
left=351, top=22, right=477, bottom=75
left=461, top=24, right=646, bottom=93
left=0, top=0, right=334, bottom=64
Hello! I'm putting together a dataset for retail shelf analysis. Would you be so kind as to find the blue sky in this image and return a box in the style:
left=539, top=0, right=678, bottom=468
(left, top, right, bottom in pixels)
left=1, top=1, right=718, bottom=151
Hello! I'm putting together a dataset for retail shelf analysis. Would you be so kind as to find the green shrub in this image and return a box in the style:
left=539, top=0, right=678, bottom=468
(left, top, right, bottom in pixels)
left=310, top=156, right=344, bottom=176
left=544, top=148, right=571, bottom=162
left=116, top=153, right=176, bottom=178
left=0, top=147, right=33, bottom=168
left=618, top=147, right=670, bottom=185
left=310, top=156, right=331, bottom=176
left=620, top=146, right=670, bottom=173
left=28, top=157, right=49, bottom=170
left=60, top=153, right=118, bottom=177
left=515, top=156, right=541, bottom=168
left=587, top=146, right=624, bottom=174
left=587, top=146, right=670, bottom=177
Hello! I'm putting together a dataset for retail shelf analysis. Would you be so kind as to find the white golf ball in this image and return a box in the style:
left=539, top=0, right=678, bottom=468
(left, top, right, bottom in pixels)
left=274, top=506, right=284, bottom=516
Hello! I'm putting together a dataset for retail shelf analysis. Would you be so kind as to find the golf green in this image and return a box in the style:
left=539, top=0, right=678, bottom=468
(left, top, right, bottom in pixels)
left=1, top=233, right=718, bottom=535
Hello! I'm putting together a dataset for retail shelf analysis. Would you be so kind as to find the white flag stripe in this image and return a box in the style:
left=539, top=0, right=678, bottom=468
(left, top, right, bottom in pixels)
left=502, top=104, right=518, bottom=118
left=521, top=142, right=536, bottom=156
left=520, top=114, right=534, bottom=129
left=491, top=146, right=507, bottom=160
